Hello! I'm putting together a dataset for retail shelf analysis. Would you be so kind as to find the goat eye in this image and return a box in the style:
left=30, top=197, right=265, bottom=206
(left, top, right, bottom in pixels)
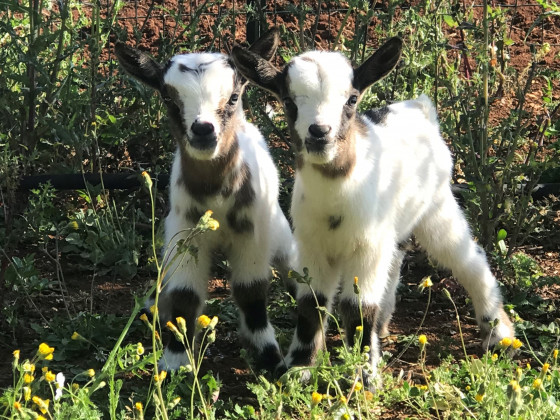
left=347, top=95, right=358, bottom=106
left=229, top=93, right=239, bottom=104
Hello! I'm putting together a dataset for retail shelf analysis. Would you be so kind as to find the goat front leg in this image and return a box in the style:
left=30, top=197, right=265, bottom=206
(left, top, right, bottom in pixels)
left=282, top=259, right=340, bottom=377
left=229, top=237, right=283, bottom=373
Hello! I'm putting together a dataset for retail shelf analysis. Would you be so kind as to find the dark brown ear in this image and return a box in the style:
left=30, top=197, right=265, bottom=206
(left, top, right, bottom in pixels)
left=353, top=37, right=403, bottom=93
left=231, top=46, right=282, bottom=96
left=248, top=27, right=280, bottom=62
left=115, top=42, right=163, bottom=91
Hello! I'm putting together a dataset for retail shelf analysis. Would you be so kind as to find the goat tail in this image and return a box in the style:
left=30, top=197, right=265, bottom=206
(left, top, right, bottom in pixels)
left=415, top=94, right=439, bottom=124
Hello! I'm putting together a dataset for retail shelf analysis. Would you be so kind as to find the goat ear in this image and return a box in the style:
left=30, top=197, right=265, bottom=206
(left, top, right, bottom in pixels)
left=248, top=27, right=280, bottom=62
left=231, top=46, right=281, bottom=96
left=115, top=42, right=163, bottom=91
left=353, top=37, right=402, bottom=92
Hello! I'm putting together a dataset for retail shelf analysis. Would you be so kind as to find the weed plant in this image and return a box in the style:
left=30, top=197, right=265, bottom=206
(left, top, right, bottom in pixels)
left=1, top=0, right=559, bottom=419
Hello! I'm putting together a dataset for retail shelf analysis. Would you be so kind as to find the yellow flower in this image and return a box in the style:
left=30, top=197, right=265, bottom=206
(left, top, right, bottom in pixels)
left=45, top=370, right=56, bottom=382
left=533, top=378, right=542, bottom=389
left=339, top=395, right=347, bottom=404
left=526, top=363, right=531, bottom=370
left=418, top=334, right=428, bottom=350
left=197, top=315, right=211, bottom=329
left=364, top=390, right=374, bottom=401
left=207, top=219, right=220, bottom=231
left=141, top=171, right=153, bottom=190
left=466, top=385, right=471, bottom=391
left=491, top=353, right=498, bottom=362
left=13, top=401, right=22, bottom=411
left=154, top=370, right=167, bottom=383
left=72, top=383, right=80, bottom=392
left=13, top=349, right=20, bottom=360
left=311, top=391, right=322, bottom=405
left=87, top=369, right=95, bottom=378
left=135, top=401, right=143, bottom=412
left=509, top=380, right=520, bottom=392
left=37, top=343, right=55, bottom=360
left=499, top=337, right=512, bottom=348
left=421, top=277, right=433, bottom=289
left=23, top=386, right=31, bottom=401
left=137, top=343, right=145, bottom=356
left=24, top=373, right=34, bottom=384
left=554, top=349, right=558, bottom=360
left=176, top=317, right=187, bottom=335
left=512, top=339, right=523, bottom=349
left=342, top=415, right=350, bottom=420
left=354, top=381, right=363, bottom=392
left=355, top=325, right=363, bottom=332
left=542, top=363, right=550, bottom=374
left=475, top=393, right=484, bottom=402
left=354, top=276, right=359, bottom=285
left=37, top=417, right=47, bottom=420
left=71, top=332, right=81, bottom=340
left=149, top=305, right=157, bottom=315
left=32, top=396, right=50, bottom=414
left=22, top=362, right=35, bottom=373
left=167, top=320, right=183, bottom=341
left=139, top=313, right=149, bottom=322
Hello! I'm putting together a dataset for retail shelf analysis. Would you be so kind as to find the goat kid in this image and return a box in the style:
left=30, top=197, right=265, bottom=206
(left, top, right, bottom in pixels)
left=232, top=36, right=515, bottom=385
left=116, top=29, right=295, bottom=373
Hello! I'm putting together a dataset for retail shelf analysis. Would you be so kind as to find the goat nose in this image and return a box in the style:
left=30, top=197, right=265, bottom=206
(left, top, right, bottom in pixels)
left=308, top=124, right=331, bottom=138
left=191, top=121, right=215, bottom=136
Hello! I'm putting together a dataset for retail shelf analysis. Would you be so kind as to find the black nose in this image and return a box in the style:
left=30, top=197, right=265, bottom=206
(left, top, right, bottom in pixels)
left=308, top=124, right=331, bottom=138
left=191, top=121, right=215, bottom=136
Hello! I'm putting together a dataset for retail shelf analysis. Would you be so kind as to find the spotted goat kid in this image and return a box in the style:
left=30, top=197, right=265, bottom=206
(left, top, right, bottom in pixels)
left=232, top=36, right=515, bottom=384
left=116, top=29, right=295, bottom=373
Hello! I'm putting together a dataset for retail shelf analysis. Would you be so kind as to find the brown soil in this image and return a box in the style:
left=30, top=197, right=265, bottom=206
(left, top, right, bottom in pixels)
left=1, top=1, right=559, bottom=418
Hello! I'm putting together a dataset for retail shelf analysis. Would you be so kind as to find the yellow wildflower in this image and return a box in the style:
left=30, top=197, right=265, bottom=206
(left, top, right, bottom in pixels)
left=37, top=343, right=54, bottom=360
left=154, top=370, right=167, bottom=383
left=24, top=374, right=34, bottom=384
left=542, top=363, right=550, bottom=374
left=354, top=276, right=359, bottom=285
left=37, top=417, right=46, bottom=420
left=139, top=313, right=149, bottom=322
left=72, top=383, right=80, bottom=392
left=499, top=337, right=512, bottom=348
left=533, top=378, right=542, bottom=389
left=354, top=381, right=363, bottom=392
left=87, top=369, right=95, bottom=378
left=22, top=362, right=35, bottom=373
left=475, top=394, right=484, bottom=402
left=149, top=305, right=157, bottom=315
left=176, top=317, right=187, bottom=335
left=207, top=218, right=220, bottom=231
left=339, top=395, right=347, bottom=404
left=13, top=401, right=22, bottom=411
left=135, top=401, right=143, bottom=412
left=32, top=396, right=50, bottom=414
left=141, top=171, right=153, bottom=190
left=421, top=277, right=433, bottom=289
left=418, top=334, right=428, bottom=351
left=311, top=391, right=322, bottom=406
left=512, top=339, right=523, bottom=349
left=45, top=371, right=56, bottom=382
left=71, top=332, right=80, bottom=340
left=355, top=325, right=363, bottom=332
left=23, top=387, right=31, bottom=401
left=13, top=349, right=20, bottom=360
left=509, top=380, right=520, bottom=392
left=491, top=353, right=498, bottom=362
left=364, top=390, right=374, bottom=401
left=554, top=349, right=558, bottom=360
left=197, top=315, right=211, bottom=329
left=526, top=363, right=531, bottom=370
left=137, top=343, right=145, bottom=356
left=342, top=414, right=350, bottom=420
left=466, top=385, right=471, bottom=391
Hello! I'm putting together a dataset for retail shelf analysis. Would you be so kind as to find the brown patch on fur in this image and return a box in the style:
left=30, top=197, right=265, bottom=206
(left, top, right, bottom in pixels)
left=226, top=163, right=255, bottom=234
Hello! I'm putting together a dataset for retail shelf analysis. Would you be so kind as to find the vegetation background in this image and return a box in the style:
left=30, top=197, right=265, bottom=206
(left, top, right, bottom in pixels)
left=0, top=0, right=559, bottom=418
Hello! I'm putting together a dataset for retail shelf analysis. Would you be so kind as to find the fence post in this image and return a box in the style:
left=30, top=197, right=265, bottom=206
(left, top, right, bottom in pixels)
left=246, top=0, right=267, bottom=44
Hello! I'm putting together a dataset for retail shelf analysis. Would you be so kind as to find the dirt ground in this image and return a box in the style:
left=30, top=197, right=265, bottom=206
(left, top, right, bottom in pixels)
left=1, top=0, right=559, bottom=417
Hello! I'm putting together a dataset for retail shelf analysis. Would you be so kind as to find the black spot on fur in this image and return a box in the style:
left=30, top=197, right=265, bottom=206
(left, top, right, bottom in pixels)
left=296, top=293, right=327, bottom=344
left=339, top=299, right=378, bottom=349
left=255, top=343, right=282, bottom=372
left=167, top=288, right=201, bottom=349
left=185, top=207, right=204, bottom=224
left=226, top=164, right=255, bottom=234
left=363, top=106, right=391, bottom=125
left=232, top=279, right=270, bottom=332
left=288, top=347, right=314, bottom=367
left=328, top=215, right=343, bottom=230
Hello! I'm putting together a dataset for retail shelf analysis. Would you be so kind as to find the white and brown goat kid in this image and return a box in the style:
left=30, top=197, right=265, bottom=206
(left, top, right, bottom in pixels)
left=116, top=29, right=296, bottom=373
left=232, top=37, right=515, bottom=383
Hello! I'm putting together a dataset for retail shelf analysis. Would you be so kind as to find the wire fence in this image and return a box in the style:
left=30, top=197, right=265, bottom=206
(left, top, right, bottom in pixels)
left=98, top=0, right=557, bottom=57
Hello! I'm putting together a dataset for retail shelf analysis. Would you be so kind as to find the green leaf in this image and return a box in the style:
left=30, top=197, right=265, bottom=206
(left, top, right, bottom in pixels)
left=443, top=15, right=458, bottom=28
left=497, top=229, right=507, bottom=241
